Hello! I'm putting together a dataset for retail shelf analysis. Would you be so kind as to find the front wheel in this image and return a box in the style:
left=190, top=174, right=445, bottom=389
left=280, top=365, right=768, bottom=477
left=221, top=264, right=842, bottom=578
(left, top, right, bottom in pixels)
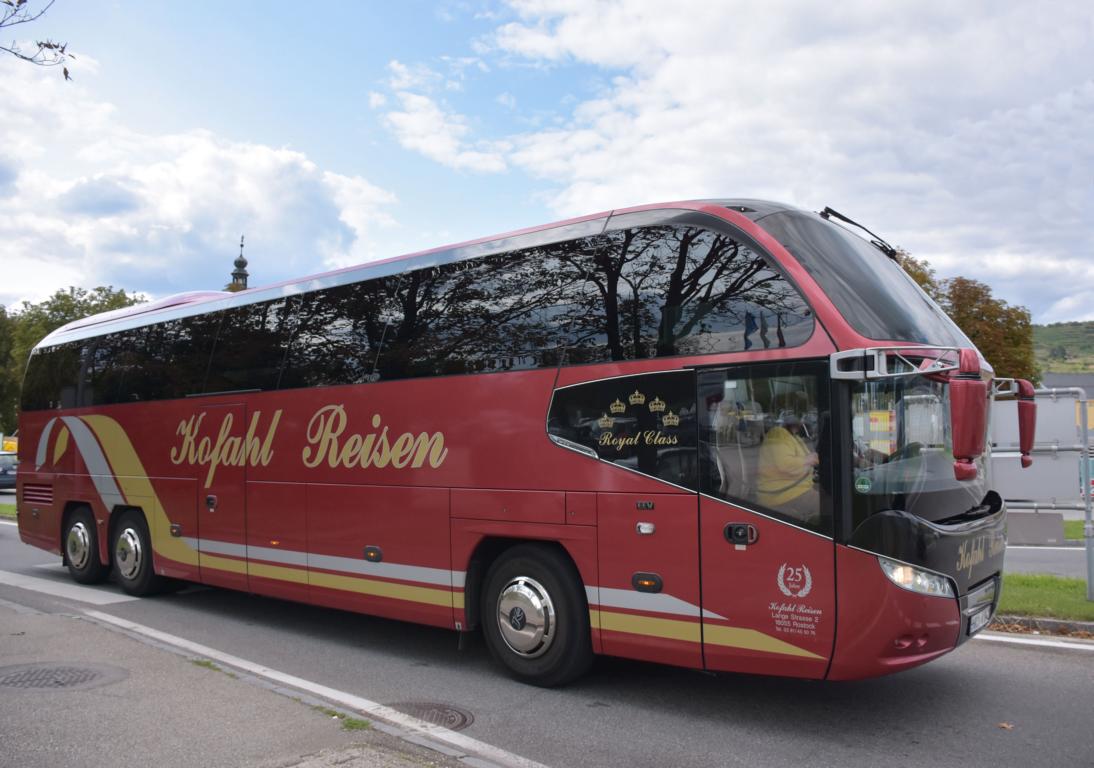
left=112, top=510, right=166, bottom=596
left=481, top=545, right=592, bottom=687
left=64, top=506, right=108, bottom=584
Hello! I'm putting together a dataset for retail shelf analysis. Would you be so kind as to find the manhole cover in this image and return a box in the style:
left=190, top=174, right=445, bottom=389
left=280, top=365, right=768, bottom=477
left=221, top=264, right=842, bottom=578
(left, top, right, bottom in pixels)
left=0, top=663, right=128, bottom=691
left=388, top=701, right=474, bottom=731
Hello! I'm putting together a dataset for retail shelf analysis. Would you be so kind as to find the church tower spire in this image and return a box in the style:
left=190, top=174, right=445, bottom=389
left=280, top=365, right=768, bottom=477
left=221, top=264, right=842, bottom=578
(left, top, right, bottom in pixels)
left=228, top=234, right=248, bottom=291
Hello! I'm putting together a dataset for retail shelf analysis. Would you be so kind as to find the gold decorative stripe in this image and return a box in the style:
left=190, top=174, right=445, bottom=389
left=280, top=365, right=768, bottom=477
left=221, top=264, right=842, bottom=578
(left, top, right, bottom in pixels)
left=53, top=425, right=70, bottom=465
left=594, top=609, right=702, bottom=643
left=593, top=609, right=823, bottom=659
left=310, top=569, right=454, bottom=607
left=704, top=624, right=823, bottom=659
left=247, top=560, right=309, bottom=585
left=203, top=553, right=249, bottom=576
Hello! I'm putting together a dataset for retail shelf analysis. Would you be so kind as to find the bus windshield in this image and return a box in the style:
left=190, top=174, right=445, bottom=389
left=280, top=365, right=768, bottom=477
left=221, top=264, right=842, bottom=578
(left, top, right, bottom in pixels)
left=757, top=210, right=973, bottom=347
left=850, top=374, right=987, bottom=527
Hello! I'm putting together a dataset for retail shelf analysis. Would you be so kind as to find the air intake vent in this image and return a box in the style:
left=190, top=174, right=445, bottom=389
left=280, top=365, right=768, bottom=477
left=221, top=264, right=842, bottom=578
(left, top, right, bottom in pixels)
left=22, top=483, right=53, bottom=506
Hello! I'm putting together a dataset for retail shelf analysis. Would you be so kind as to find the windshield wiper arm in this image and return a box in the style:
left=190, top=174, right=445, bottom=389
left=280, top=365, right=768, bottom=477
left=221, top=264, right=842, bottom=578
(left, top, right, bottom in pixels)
left=819, top=206, right=899, bottom=261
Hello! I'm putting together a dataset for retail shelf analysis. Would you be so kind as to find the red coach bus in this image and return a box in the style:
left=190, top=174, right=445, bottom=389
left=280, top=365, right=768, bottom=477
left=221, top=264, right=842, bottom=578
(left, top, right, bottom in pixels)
left=15, top=200, right=1035, bottom=686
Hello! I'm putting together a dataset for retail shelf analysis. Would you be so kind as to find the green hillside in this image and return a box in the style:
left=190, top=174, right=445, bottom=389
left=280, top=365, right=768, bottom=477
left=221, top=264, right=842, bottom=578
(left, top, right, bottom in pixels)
left=1035, top=322, right=1094, bottom=373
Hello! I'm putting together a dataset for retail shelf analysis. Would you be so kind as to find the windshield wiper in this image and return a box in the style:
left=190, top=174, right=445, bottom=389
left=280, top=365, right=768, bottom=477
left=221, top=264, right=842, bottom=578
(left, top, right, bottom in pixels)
left=819, top=206, right=899, bottom=261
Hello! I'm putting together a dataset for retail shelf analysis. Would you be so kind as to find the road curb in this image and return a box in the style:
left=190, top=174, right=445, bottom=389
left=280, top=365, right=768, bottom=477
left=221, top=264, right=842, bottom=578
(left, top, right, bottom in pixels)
left=81, top=609, right=547, bottom=768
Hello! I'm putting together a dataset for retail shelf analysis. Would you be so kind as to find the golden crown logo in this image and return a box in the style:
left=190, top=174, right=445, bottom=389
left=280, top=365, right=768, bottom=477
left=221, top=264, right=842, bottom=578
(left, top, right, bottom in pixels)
left=629, top=390, right=646, bottom=406
left=648, top=396, right=666, bottom=413
left=597, top=414, right=615, bottom=429
left=661, top=410, right=680, bottom=427
left=609, top=398, right=626, bottom=415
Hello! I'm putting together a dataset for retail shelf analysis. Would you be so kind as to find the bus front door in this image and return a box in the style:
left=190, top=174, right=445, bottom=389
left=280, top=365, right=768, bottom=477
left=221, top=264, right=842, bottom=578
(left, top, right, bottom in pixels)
left=697, top=363, right=835, bottom=678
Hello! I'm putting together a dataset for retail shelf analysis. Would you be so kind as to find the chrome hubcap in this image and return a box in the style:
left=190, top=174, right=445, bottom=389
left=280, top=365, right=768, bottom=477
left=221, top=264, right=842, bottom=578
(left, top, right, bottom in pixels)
left=496, top=576, right=555, bottom=658
left=66, top=522, right=91, bottom=570
left=114, top=528, right=143, bottom=581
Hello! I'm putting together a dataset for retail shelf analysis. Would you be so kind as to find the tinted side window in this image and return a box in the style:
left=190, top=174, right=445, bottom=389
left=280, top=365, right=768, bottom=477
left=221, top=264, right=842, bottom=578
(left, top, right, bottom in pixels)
left=21, top=342, right=82, bottom=411
left=206, top=297, right=300, bottom=393
left=557, top=226, right=813, bottom=364
left=282, top=250, right=574, bottom=388
left=548, top=370, right=699, bottom=489
left=376, top=250, right=572, bottom=379
left=88, top=327, right=148, bottom=405
left=281, top=280, right=396, bottom=388
left=141, top=314, right=220, bottom=399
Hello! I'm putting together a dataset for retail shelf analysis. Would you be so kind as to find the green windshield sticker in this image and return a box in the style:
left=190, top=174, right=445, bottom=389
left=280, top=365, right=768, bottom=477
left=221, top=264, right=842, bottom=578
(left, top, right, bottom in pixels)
left=854, top=476, right=872, bottom=494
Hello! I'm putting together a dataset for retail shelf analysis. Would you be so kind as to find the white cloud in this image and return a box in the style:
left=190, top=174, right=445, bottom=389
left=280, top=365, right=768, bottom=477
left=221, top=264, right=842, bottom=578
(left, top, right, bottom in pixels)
left=0, top=60, right=398, bottom=308
left=384, top=91, right=507, bottom=173
left=387, top=59, right=444, bottom=92
left=379, top=59, right=507, bottom=174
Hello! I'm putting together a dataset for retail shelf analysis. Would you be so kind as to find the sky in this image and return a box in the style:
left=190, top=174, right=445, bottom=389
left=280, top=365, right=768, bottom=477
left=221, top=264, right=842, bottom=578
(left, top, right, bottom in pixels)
left=2, top=0, right=1092, bottom=323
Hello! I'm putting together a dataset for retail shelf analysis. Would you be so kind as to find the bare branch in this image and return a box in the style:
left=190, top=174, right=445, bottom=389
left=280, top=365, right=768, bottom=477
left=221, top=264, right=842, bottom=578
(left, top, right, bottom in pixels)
left=0, top=0, right=71, bottom=78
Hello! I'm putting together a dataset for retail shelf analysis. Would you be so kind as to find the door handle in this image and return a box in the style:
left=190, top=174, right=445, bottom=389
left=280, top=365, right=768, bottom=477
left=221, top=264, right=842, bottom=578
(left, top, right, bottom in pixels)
left=205, top=494, right=217, bottom=512
left=724, top=523, right=758, bottom=549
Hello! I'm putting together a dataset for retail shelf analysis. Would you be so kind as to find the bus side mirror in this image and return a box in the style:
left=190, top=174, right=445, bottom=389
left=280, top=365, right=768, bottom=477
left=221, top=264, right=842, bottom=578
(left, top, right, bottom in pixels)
left=1016, top=379, right=1036, bottom=468
left=950, top=349, right=987, bottom=482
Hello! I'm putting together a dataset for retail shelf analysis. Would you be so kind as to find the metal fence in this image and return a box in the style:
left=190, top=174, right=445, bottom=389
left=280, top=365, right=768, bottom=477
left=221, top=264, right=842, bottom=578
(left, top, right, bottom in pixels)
left=991, top=387, right=1093, bottom=600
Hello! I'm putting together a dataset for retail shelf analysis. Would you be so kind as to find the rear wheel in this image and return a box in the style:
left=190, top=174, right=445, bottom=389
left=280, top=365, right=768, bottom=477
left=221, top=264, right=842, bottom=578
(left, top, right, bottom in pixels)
left=481, top=544, right=592, bottom=687
left=112, top=510, right=166, bottom=596
left=64, top=507, right=107, bottom=584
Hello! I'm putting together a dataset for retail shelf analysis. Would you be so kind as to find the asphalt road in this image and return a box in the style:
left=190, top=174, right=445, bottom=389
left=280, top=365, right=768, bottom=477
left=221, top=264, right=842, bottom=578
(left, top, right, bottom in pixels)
left=1006, top=545, right=1091, bottom=578
left=2, top=520, right=1093, bottom=768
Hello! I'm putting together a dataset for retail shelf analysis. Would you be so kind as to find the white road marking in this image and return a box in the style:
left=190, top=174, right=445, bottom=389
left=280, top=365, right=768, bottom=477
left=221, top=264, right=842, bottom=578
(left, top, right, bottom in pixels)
left=1007, top=546, right=1086, bottom=552
left=0, top=520, right=18, bottom=527
left=0, top=569, right=137, bottom=605
left=974, top=631, right=1094, bottom=652
left=85, top=610, right=547, bottom=768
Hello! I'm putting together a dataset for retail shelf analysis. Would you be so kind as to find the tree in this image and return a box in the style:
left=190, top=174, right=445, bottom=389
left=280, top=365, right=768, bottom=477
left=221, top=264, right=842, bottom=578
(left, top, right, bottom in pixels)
left=1, top=0, right=73, bottom=79
left=0, top=286, right=143, bottom=431
left=898, top=251, right=942, bottom=301
left=0, top=306, right=16, bottom=435
left=939, top=277, right=1039, bottom=382
left=899, top=252, right=1039, bottom=382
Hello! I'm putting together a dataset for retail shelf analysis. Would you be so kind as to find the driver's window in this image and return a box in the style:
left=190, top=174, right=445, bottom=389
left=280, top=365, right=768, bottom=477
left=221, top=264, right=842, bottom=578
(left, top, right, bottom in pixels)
left=699, top=365, right=831, bottom=534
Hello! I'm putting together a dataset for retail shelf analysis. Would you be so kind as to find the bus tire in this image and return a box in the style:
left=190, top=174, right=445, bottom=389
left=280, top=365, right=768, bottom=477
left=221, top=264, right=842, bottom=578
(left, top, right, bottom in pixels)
left=64, top=506, right=108, bottom=584
left=481, top=544, right=592, bottom=687
left=111, top=509, right=166, bottom=597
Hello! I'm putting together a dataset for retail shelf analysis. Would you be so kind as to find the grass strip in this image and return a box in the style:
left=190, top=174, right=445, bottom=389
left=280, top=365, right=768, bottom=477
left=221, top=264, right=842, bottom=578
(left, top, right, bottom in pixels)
left=999, top=573, right=1094, bottom=622
left=0, top=502, right=15, bottom=520
left=190, top=658, right=237, bottom=679
left=1064, top=520, right=1086, bottom=541
left=312, top=705, right=371, bottom=731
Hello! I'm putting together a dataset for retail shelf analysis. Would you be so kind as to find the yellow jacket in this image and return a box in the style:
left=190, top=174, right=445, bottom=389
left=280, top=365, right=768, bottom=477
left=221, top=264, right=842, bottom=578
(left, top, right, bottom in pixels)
left=756, top=426, right=814, bottom=506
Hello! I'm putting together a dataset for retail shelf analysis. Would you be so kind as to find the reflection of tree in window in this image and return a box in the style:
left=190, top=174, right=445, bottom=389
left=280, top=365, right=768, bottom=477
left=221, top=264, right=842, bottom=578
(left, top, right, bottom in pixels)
left=206, top=297, right=301, bottom=393
left=89, top=327, right=145, bottom=404
left=284, top=281, right=395, bottom=388
left=555, top=226, right=812, bottom=362
left=376, top=251, right=579, bottom=379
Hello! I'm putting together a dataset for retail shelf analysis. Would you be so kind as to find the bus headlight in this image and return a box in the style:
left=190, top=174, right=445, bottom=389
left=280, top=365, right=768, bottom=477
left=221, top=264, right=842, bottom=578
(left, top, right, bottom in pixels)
left=878, top=557, right=955, bottom=598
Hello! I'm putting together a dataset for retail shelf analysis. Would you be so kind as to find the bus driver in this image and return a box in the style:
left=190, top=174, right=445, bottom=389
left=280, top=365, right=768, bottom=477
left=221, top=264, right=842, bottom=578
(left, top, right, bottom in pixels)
left=757, top=410, right=819, bottom=524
